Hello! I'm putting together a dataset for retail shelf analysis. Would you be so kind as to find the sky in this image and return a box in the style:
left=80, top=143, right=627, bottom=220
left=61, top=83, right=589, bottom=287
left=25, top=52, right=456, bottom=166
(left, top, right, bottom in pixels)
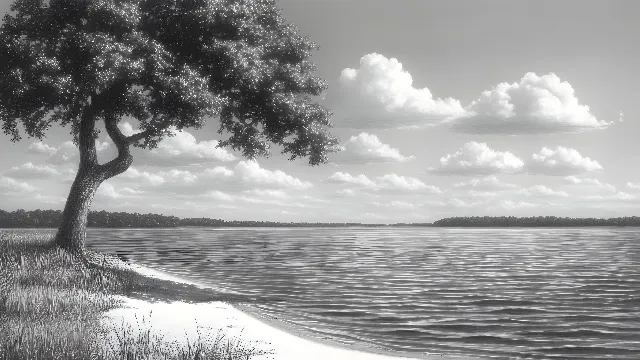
left=0, top=0, right=639, bottom=223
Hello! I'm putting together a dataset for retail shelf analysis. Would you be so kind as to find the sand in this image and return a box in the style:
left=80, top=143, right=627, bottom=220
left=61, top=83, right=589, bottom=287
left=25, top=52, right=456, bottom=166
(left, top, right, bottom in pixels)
left=100, top=263, right=469, bottom=360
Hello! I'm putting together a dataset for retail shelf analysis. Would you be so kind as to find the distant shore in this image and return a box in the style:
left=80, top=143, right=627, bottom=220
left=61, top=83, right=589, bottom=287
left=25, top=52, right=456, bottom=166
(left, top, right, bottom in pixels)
left=4, top=209, right=640, bottom=228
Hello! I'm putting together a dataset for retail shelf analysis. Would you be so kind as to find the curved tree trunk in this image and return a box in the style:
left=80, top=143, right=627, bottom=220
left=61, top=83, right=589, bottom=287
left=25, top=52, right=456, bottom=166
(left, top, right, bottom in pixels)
left=54, top=100, right=140, bottom=256
left=54, top=169, right=102, bottom=254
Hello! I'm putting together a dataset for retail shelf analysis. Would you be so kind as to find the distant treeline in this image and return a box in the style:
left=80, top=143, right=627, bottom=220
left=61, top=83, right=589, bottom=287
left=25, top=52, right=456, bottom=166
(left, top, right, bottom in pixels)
left=3, top=209, right=640, bottom=228
left=0, top=209, right=388, bottom=228
left=432, top=216, right=640, bottom=227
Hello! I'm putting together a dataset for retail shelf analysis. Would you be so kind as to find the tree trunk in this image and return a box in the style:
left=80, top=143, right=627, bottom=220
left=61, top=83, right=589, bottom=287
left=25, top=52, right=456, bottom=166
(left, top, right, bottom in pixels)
left=53, top=105, right=137, bottom=256
left=54, top=168, right=102, bottom=254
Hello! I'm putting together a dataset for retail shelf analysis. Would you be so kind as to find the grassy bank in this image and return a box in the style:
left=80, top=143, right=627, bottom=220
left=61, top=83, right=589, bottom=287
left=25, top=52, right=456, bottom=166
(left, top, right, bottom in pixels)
left=0, top=230, right=269, bottom=360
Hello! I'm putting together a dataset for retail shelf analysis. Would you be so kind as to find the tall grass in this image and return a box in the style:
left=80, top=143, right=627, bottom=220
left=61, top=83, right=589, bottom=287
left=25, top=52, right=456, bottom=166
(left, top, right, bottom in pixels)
left=0, top=231, right=269, bottom=360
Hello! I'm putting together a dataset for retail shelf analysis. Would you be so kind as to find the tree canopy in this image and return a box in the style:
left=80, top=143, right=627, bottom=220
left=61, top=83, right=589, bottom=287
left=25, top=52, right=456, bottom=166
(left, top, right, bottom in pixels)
left=0, top=0, right=338, bottom=165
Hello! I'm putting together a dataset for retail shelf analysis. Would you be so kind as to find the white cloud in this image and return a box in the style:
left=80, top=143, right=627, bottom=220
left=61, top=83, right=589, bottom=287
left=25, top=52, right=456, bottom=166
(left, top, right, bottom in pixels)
left=377, top=174, right=441, bottom=193
left=498, top=200, right=539, bottom=210
left=96, top=182, right=122, bottom=199
left=527, top=146, right=602, bottom=175
left=234, top=161, right=312, bottom=190
left=150, top=130, right=236, bottom=164
left=328, top=172, right=377, bottom=187
left=118, top=122, right=236, bottom=166
left=29, top=140, right=110, bottom=165
left=328, top=172, right=440, bottom=193
left=521, top=185, right=569, bottom=198
left=334, top=53, right=464, bottom=129
left=120, top=167, right=166, bottom=186
left=28, top=142, right=57, bottom=155
left=0, top=176, right=35, bottom=194
left=430, top=142, right=524, bottom=175
left=581, top=192, right=636, bottom=202
left=118, top=122, right=142, bottom=137
left=334, top=132, right=413, bottom=163
left=5, top=162, right=60, bottom=179
left=627, top=182, right=640, bottom=190
left=116, top=161, right=312, bottom=196
left=566, top=176, right=616, bottom=192
left=373, top=200, right=417, bottom=210
left=453, top=175, right=518, bottom=190
left=448, top=72, right=611, bottom=134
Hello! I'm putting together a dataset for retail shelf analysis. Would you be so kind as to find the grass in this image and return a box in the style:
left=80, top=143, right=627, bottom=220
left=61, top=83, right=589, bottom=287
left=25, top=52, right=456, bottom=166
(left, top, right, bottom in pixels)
left=0, top=230, right=271, bottom=360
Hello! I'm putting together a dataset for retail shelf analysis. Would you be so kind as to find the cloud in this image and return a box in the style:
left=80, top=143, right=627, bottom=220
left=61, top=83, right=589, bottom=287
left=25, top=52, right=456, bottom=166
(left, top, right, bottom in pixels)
left=119, top=122, right=236, bottom=165
left=115, top=161, right=312, bottom=197
left=234, top=161, right=312, bottom=190
left=627, top=182, right=640, bottom=190
left=334, top=132, right=413, bottom=163
left=453, top=175, right=518, bottom=190
left=96, top=182, right=122, bottom=199
left=328, top=172, right=376, bottom=187
left=333, top=53, right=464, bottom=129
left=0, top=176, right=36, bottom=195
left=448, top=72, right=611, bottom=134
left=149, top=130, right=236, bottom=164
left=29, top=140, right=111, bottom=165
left=5, top=162, right=60, bottom=179
left=566, top=176, right=616, bottom=192
left=498, top=200, right=539, bottom=210
left=372, top=200, right=417, bottom=210
left=28, top=142, right=57, bottom=155
left=527, top=147, right=602, bottom=175
left=521, top=185, right=569, bottom=198
left=118, top=122, right=142, bottom=137
left=429, top=142, right=524, bottom=175
left=120, top=167, right=166, bottom=186
left=328, top=172, right=441, bottom=193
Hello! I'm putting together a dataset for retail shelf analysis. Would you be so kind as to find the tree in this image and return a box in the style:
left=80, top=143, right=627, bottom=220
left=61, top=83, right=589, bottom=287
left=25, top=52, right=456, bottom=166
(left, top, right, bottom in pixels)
left=0, top=0, right=338, bottom=256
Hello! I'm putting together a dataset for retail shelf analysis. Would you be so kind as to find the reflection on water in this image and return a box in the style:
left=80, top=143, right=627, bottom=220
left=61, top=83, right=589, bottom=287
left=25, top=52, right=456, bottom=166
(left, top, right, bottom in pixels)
left=80, top=227, right=640, bottom=359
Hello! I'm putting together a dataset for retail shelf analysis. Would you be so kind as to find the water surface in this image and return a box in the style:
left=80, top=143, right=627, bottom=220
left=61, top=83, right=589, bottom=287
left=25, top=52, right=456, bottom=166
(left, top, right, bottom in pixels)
left=79, top=227, right=640, bottom=359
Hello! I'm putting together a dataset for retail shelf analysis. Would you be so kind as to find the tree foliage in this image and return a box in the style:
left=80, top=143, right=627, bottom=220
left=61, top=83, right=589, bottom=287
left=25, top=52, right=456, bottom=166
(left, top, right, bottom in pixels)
left=0, top=0, right=338, bottom=165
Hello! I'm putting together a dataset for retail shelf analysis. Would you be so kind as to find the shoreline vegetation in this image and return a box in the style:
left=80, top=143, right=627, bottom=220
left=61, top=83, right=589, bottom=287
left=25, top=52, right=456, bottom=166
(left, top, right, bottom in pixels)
left=3, top=209, right=640, bottom=228
left=0, top=231, right=271, bottom=359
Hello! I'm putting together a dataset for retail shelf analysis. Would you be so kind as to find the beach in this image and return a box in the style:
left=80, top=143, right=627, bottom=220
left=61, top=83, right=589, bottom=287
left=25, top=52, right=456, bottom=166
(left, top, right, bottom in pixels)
left=100, top=263, right=464, bottom=360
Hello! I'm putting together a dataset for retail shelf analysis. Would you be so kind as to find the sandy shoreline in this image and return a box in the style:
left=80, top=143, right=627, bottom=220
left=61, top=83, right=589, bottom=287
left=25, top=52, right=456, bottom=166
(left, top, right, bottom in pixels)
left=104, top=262, right=470, bottom=360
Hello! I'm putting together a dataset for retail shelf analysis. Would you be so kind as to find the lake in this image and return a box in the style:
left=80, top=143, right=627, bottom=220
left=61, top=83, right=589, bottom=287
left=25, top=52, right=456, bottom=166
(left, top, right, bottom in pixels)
left=58, top=227, right=640, bottom=358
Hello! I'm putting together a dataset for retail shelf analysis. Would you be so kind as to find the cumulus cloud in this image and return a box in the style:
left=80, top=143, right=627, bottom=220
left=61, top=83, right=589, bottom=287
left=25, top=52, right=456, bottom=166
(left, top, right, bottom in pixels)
left=521, top=185, right=569, bottom=198
left=0, top=176, right=36, bottom=195
left=328, top=172, right=440, bottom=193
left=430, top=142, right=524, bottom=175
left=5, top=162, right=60, bottom=179
left=448, top=72, right=611, bottom=134
left=333, top=53, right=464, bottom=129
left=234, top=161, right=312, bottom=190
left=120, top=167, right=166, bottom=186
left=150, top=130, right=236, bottom=164
left=118, top=122, right=236, bottom=166
left=527, top=147, right=602, bottom=175
left=28, top=140, right=110, bottom=165
left=328, top=172, right=376, bottom=187
left=453, top=175, right=518, bottom=190
left=96, top=182, right=122, bottom=199
left=334, top=132, right=413, bottom=163
left=28, top=142, right=57, bottom=155
left=566, top=176, right=616, bottom=192
left=498, top=200, right=539, bottom=210
left=115, top=161, right=312, bottom=197
left=627, top=182, right=640, bottom=190
left=373, top=200, right=417, bottom=210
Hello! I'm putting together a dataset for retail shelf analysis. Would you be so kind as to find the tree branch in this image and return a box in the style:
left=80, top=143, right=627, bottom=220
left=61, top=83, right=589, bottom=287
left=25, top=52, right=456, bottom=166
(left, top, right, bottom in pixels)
left=99, top=113, right=134, bottom=180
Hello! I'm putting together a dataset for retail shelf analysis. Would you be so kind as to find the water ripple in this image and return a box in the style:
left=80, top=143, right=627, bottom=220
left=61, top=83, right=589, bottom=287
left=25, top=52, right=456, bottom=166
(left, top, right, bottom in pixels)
left=86, top=227, right=640, bottom=359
